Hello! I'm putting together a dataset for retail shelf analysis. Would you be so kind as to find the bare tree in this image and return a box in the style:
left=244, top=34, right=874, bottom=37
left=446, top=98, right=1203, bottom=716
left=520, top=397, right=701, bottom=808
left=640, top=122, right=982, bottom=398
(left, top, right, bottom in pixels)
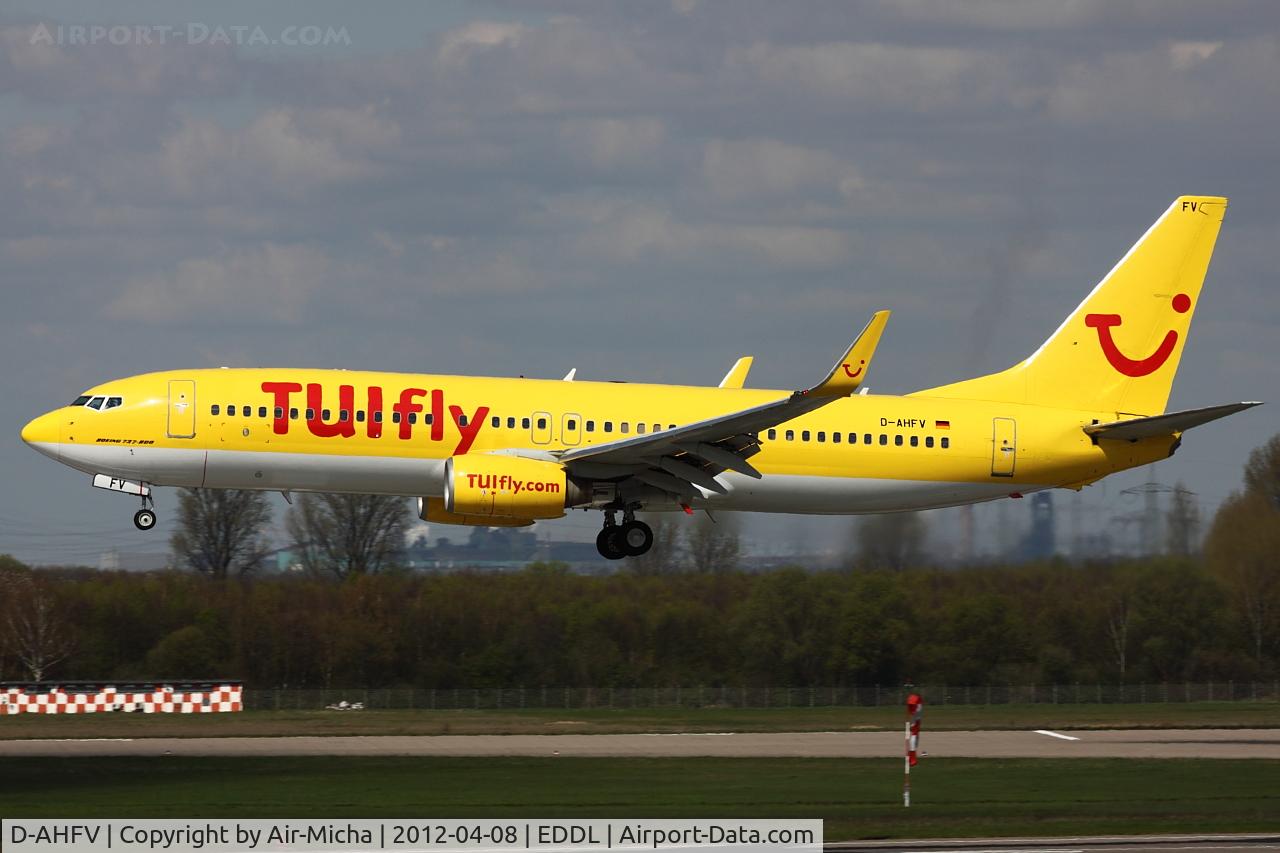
left=1, top=571, right=73, bottom=681
left=170, top=488, right=273, bottom=578
left=1165, top=482, right=1201, bottom=557
left=1205, top=491, right=1280, bottom=664
left=1244, top=434, right=1280, bottom=508
left=628, top=515, right=683, bottom=575
left=685, top=512, right=740, bottom=573
left=287, top=493, right=410, bottom=578
left=856, top=512, right=926, bottom=570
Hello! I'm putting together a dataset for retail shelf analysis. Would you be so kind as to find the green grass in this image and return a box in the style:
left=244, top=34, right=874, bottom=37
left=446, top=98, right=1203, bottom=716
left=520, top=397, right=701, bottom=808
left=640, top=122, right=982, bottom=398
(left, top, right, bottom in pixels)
left=2, top=702, right=1276, bottom=739
left=2, top=757, right=1278, bottom=839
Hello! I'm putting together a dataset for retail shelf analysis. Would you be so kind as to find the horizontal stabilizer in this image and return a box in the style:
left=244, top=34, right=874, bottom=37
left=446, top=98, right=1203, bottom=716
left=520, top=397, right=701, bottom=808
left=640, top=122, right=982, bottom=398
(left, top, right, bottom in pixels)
left=1084, top=401, right=1262, bottom=441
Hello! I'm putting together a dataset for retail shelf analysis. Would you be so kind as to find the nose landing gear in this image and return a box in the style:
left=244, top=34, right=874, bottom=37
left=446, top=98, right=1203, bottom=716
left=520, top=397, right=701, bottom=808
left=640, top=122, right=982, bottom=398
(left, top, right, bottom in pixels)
left=132, top=494, right=157, bottom=531
left=596, top=508, right=653, bottom=559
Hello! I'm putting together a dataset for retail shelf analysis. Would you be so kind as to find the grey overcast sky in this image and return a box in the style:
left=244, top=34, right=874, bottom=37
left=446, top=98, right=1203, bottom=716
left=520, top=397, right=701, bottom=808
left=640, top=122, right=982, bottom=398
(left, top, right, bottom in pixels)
left=2, top=1, right=1277, bottom=566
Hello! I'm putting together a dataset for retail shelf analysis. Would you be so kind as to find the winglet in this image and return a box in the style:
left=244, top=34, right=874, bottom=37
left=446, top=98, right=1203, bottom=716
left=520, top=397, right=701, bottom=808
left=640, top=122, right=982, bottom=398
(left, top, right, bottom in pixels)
left=803, top=311, right=890, bottom=397
left=718, top=356, right=754, bottom=389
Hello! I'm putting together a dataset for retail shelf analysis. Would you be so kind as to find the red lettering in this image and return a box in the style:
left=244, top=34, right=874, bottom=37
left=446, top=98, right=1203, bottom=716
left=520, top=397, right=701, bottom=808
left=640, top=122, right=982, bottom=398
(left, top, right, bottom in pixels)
left=366, top=386, right=383, bottom=439
left=262, top=382, right=302, bottom=435
left=431, top=389, right=444, bottom=442
left=394, top=388, right=426, bottom=440
left=306, top=384, right=356, bottom=438
left=451, top=404, right=490, bottom=455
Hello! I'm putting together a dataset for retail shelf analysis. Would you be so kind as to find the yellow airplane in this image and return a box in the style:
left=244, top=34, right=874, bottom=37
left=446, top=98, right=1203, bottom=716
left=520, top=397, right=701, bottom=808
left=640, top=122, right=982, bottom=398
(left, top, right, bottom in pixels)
left=21, top=196, right=1261, bottom=559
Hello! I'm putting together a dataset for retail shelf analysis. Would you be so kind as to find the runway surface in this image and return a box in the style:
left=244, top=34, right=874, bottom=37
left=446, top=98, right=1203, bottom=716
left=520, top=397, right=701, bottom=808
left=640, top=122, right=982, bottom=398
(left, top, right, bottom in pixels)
left=2, top=728, right=1279, bottom=758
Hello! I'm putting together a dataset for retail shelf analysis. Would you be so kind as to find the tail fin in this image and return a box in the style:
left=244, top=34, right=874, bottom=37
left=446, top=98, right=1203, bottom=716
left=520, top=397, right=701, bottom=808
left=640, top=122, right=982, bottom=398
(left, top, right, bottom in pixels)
left=916, top=196, right=1227, bottom=415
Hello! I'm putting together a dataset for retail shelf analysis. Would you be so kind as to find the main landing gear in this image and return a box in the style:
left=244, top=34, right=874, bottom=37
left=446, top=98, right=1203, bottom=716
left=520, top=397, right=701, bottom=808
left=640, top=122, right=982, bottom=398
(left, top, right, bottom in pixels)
left=596, top=508, right=653, bottom=560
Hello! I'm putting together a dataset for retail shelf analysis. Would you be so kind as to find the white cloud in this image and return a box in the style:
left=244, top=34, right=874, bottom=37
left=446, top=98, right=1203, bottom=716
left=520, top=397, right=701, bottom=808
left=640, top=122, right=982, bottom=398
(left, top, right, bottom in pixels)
left=702, top=138, right=864, bottom=201
left=559, top=117, right=667, bottom=171
left=105, top=243, right=335, bottom=324
left=436, top=21, right=526, bottom=68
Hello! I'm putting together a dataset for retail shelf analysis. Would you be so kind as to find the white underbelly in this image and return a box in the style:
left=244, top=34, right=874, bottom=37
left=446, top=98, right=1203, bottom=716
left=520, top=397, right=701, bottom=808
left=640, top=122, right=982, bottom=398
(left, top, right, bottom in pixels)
left=703, top=472, right=1048, bottom=514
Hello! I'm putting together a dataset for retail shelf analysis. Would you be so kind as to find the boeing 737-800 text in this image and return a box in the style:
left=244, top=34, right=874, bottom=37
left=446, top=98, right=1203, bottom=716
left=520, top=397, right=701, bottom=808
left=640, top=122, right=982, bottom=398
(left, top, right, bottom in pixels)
left=21, top=196, right=1261, bottom=558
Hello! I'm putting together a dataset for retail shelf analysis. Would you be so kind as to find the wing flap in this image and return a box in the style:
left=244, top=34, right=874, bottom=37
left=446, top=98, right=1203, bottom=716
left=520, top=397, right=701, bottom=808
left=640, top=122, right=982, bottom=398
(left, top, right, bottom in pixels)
left=1084, top=401, right=1262, bottom=441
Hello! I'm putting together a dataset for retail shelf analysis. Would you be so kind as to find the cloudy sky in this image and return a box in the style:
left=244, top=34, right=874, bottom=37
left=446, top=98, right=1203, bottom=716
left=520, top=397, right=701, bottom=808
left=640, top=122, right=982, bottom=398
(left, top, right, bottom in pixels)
left=2, top=0, right=1277, bottom=565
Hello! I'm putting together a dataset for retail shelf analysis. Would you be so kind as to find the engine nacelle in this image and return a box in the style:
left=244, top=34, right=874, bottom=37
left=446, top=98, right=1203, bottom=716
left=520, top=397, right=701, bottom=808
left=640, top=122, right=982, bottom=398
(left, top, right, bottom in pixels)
left=444, top=455, right=583, bottom=520
left=417, top=497, right=534, bottom=528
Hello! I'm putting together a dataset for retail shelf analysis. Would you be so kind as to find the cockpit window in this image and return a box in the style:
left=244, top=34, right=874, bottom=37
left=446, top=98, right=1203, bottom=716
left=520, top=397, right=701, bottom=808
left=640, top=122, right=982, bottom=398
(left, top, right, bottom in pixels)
left=104, top=397, right=123, bottom=409
left=71, top=395, right=91, bottom=407
left=86, top=396, right=105, bottom=410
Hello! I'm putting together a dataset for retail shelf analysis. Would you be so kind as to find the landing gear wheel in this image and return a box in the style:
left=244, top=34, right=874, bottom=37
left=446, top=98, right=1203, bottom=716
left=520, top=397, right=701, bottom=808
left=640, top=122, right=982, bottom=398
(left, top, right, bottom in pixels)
left=620, top=520, right=653, bottom=557
left=133, top=509, right=157, bottom=531
left=596, top=526, right=627, bottom=560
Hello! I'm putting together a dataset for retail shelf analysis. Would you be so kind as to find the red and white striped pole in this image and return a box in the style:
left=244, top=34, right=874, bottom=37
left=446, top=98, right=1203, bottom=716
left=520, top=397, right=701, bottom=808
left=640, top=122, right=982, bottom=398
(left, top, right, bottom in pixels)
left=904, top=691, right=923, bottom=807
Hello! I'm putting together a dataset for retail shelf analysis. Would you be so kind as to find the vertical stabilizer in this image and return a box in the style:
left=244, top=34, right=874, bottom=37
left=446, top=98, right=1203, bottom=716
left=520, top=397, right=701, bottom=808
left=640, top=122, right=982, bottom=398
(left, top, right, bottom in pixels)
left=915, top=196, right=1227, bottom=415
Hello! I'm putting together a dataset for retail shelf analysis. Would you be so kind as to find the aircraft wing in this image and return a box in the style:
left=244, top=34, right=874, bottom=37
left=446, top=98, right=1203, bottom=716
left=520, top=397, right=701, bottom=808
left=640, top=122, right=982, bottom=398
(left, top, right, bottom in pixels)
left=1084, top=401, right=1262, bottom=441
left=556, top=312, right=889, bottom=498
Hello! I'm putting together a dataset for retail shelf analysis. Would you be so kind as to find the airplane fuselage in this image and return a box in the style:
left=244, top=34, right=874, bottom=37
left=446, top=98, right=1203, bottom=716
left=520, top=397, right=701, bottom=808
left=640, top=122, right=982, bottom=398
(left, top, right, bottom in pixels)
left=22, top=367, right=1175, bottom=515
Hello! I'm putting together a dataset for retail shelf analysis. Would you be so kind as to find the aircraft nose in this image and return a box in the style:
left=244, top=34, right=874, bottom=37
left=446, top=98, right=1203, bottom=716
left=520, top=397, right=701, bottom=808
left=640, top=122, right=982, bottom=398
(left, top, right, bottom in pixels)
left=21, top=411, right=61, bottom=459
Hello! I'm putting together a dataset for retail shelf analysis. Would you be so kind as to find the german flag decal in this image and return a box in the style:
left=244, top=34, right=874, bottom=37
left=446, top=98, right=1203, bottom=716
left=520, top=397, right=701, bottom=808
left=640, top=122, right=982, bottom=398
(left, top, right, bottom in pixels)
left=935, top=420, right=951, bottom=429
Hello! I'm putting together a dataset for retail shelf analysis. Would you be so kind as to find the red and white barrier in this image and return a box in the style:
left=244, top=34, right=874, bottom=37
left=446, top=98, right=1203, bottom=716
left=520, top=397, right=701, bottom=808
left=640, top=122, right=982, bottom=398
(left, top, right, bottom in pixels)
left=0, top=683, right=242, bottom=714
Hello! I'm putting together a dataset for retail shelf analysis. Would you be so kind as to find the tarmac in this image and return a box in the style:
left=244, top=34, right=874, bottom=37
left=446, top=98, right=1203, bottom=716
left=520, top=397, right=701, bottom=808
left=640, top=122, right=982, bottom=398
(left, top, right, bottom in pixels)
left=2, top=728, right=1279, bottom=758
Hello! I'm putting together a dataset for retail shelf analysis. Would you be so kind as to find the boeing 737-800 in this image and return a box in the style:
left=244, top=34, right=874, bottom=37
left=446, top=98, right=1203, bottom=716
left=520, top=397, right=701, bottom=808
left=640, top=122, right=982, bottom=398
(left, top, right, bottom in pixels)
left=21, top=196, right=1260, bottom=559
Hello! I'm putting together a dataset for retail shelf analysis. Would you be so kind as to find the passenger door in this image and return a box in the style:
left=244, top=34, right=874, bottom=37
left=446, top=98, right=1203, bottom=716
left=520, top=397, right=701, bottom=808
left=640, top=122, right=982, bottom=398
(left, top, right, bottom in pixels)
left=561, top=412, right=582, bottom=446
left=167, top=380, right=196, bottom=439
left=991, top=417, right=1016, bottom=477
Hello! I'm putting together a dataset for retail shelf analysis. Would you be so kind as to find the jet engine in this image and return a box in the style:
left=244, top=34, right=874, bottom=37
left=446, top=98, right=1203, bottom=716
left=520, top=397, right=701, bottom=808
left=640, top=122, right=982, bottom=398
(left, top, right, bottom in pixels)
left=443, top=455, right=587, bottom=520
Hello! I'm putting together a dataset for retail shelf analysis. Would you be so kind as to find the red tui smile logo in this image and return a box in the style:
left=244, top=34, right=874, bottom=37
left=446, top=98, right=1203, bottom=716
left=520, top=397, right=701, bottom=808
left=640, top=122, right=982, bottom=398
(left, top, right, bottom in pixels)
left=842, top=359, right=865, bottom=379
left=1085, top=293, right=1191, bottom=377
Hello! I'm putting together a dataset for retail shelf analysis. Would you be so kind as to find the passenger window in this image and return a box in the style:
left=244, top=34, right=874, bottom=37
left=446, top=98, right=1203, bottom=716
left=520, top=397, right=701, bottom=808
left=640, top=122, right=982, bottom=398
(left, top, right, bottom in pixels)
left=636, top=423, right=645, bottom=434
left=373, top=411, right=383, bottom=423
left=210, top=404, right=220, bottom=415
left=864, top=433, right=872, bottom=444
left=848, top=433, right=857, bottom=444
left=258, top=406, right=268, bottom=418
left=604, top=422, right=613, bottom=433
left=425, top=413, right=434, bottom=425
left=768, top=429, right=777, bottom=440
left=568, top=419, right=578, bottom=430
left=910, top=435, right=919, bottom=447
left=105, top=397, right=123, bottom=409
left=290, top=408, right=299, bottom=420
left=491, top=416, right=500, bottom=428
left=586, top=420, right=595, bottom=432
left=817, top=431, right=825, bottom=442
left=925, top=436, right=934, bottom=448
left=340, top=410, right=349, bottom=422
left=356, top=411, right=365, bottom=423
left=537, top=417, right=546, bottom=429
left=621, top=422, right=629, bottom=434
left=802, top=430, right=811, bottom=442
left=408, top=413, right=417, bottom=424
left=941, top=437, right=950, bottom=449
left=321, top=409, right=331, bottom=421
left=393, top=412, right=402, bottom=424
left=785, top=430, right=795, bottom=441
left=227, top=405, right=237, bottom=416
left=507, top=417, right=516, bottom=429
left=275, top=407, right=284, bottom=419
left=895, top=435, right=903, bottom=447
left=879, top=434, right=887, bottom=446
left=305, top=408, right=315, bottom=420
left=833, top=432, right=841, bottom=444
left=653, top=424, right=661, bottom=433
left=522, top=417, right=530, bottom=429
left=668, top=424, right=676, bottom=430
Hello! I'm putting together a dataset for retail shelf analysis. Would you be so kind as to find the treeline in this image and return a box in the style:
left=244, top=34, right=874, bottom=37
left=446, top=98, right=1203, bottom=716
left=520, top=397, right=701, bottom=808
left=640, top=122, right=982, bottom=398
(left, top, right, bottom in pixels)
left=1, top=556, right=1275, bottom=687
